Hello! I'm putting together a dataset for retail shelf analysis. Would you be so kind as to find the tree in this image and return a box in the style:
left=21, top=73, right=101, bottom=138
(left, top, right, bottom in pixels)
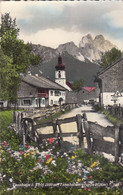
left=100, top=47, right=122, bottom=68
left=0, top=13, right=41, bottom=104
left=73, top=79, right=84, bottom=91
left=0, top=12, right=19, bottom=37
left=0, top=48, right=20, bottom=103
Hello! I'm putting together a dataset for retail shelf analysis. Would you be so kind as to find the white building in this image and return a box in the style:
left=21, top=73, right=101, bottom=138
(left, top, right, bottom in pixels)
left=17, top=73, right=66, bottom=108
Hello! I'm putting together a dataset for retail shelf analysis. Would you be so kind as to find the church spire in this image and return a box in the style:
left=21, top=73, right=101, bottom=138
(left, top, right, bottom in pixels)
left=55, top=55, right=65, bottom=70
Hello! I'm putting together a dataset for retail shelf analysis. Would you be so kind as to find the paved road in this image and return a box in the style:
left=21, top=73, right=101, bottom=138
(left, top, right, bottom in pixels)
left=59, top=105, right=113, bottom=127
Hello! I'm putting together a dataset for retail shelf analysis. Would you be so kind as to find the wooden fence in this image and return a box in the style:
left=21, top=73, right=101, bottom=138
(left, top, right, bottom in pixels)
left=12, top=111, right=123, bottom=163
left=83, top=116, right=123, bottom=163
left=21, top=114, right=84, bottom=149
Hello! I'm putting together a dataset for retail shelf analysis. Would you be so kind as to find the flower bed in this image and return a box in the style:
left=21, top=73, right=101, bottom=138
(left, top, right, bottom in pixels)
left=0, top=110, right=123, bottom=194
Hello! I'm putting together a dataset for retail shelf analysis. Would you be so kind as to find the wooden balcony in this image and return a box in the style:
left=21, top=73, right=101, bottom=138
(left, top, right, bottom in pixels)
left=38, top=93, right=49, bottom=98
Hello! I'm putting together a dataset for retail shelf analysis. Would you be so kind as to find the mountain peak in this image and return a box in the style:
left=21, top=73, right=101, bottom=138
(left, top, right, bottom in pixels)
left=94, top=34, right=104, bottom=41
left=56, top=41, right=79, bottom=58
left=79, top=33, right=93, bottom=48
left=79, top=34, right=116, bottom=62
left=31, top=33, right=117, bottom=64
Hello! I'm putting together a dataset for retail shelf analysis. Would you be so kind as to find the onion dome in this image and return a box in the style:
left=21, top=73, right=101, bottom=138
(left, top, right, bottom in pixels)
left=55, top=55, right=65, bottom=70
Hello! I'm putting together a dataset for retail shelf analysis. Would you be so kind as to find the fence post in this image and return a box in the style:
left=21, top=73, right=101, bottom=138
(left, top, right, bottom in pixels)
left=12, top=111, right=16, bottom=123
left=22, top=122, right=26, bottom=151
left=76, top=114, right=84, bottom=149
left=57, top=120, right=63, bottom=146
left=52, top=120, right=58, bottom=138
left=83, top=119, right=92, bottom=155
left=115, top=125, right=120, bottom=163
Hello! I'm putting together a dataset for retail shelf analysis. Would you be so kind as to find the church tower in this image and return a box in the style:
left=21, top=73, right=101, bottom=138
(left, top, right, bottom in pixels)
left=55, top=55, right=66, bottom=87
left=55, top=55, right=72, bottom=91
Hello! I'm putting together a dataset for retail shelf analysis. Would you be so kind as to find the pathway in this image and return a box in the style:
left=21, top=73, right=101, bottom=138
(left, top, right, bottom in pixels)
left=37, top=105, right=113, bottom=146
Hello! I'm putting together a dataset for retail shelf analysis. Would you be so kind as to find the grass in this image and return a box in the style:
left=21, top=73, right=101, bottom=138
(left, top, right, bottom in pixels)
left=36, top=108, right=72, bottom=125
left=102, top=109, right=122, bottom=125
left=0, top=110, right=21, bottom=150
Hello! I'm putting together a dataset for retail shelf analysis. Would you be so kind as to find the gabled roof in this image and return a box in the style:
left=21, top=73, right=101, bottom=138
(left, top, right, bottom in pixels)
left=83, top=87, right=96, bottom=92
left=21, top=74, right=66, bottom=91
left=66, top=81, right=74, bottom=90
left=97, top=57, right=123, bottom=78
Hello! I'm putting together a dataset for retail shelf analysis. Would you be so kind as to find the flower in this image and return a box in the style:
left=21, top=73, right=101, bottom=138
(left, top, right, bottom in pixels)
left=71, top=155, right=77, bottom=159
left=25, top=145, right=30, bottom=148
left=2, top=142, right=8, bottom=146
left=20, top=151, right=23, bottom=155
left=46, top=154, right=50, bottom=160
left=77, top=178, right=82, bottom=183
left=47, top=138, right=54, bottom=144
left=90, top=161, right=100, bottom=168
left=46, top=157, right=53, bottom=164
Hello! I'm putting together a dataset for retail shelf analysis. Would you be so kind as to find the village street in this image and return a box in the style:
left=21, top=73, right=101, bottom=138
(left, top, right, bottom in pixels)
left=58, top=105, right=113, bottom=127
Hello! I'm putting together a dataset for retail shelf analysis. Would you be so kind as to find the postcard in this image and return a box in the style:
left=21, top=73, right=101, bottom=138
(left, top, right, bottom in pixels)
left=0, top=1, right=123, bottom=194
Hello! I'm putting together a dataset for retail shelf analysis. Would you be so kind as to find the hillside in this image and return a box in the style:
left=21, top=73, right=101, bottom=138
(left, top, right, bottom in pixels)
left=29, top=52, right=102, bottom=86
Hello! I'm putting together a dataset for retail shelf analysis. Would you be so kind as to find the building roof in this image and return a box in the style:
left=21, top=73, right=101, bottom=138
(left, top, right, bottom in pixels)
left=83, top=87, right=96, bottom=92
left=66, top=81, right=74, bottom=90
left=97, top=57, right=123, bottom=78
left=21, top=73, right=66, bottom=91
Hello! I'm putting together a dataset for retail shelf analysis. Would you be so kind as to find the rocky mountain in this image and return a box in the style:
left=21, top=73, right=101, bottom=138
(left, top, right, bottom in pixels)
left=79, top=34, right=116, bottom=62
left=31, top=33, right=116, bottom=63
left=29, top=34, right=116, bottom=86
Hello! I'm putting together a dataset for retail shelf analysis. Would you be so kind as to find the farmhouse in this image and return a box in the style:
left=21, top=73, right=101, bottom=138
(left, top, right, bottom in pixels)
left=66, top=87, right=99, bottom=104
left=95, top=58, right=123, bottom=107
left=17, top=72, right=66, bottom=108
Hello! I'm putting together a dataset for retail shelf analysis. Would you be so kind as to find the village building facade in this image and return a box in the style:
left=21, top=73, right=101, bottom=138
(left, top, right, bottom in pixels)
left=95, top=58, right=123, bottom=107
left=17, top=73, right=66, bottom=108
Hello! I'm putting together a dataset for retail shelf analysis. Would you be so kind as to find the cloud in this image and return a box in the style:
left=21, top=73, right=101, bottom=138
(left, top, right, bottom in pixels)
left=19, top=28, right=83, bottom=48
left=1, top=1, right=123, bottom=50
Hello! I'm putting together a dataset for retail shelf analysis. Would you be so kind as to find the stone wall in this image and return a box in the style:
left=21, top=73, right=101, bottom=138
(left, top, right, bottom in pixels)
left=99, top=59, right=123, bottom=92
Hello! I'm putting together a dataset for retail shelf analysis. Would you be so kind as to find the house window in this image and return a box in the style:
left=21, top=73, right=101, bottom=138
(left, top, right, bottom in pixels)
left=51, top=100, right=53, bottom=105
left=23, top=99, right=32, bottom=105
left=50, top=91, right=53, bottom=96
left=42, top=99, right=45, bottom=105
left=55, top=91, right=60, bottom=96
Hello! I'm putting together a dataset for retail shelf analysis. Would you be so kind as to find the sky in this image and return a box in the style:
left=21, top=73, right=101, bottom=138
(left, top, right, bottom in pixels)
left=1, top=1, right=123, bottom=51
